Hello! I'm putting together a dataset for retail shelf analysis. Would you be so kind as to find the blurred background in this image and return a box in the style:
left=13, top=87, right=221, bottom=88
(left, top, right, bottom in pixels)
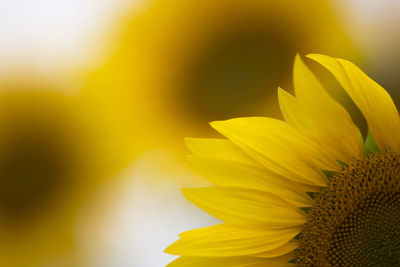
left=0, top=0, right=399, bottom=266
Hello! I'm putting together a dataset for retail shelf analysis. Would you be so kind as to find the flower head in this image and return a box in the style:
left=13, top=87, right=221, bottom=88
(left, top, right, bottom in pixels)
left=165, top=54, right=400, bottom=266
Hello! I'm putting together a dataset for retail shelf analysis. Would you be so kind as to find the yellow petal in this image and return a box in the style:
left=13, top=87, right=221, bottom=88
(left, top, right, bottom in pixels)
left=210, top=117, right=329, bottom=186
left=278, top=87, right=312, bottom=131
left=279, top=55, right=363, bottom=162
left=183, top=187, right=306, bottom=228
left=187, top=155, right=312, bottom=207
left=308, top=54, right=400, bottom=152
left=254, top=241, right=299, bottom=258
left=185, top=138, right=257, bottom=165
left=165, top=223, right=299, bottom=257
left=167, top=254, right=294, bottom=267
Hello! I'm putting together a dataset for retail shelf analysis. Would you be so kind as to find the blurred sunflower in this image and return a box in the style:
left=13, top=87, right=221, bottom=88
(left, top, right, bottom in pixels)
left=84, top=0, right=361, bottom=153
left=166, top=55, right=400, bottom=266
left=0, top=85, right=133, bottom=266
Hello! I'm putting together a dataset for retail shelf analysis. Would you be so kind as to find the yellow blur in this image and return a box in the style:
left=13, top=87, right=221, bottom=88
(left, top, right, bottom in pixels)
left=0, top=81, right=136, bottom=266
left=84, top=0, right=361, bottom=155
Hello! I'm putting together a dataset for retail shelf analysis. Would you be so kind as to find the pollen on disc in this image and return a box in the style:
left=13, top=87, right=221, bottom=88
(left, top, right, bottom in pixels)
left=297, top=152, right=400, bottom=266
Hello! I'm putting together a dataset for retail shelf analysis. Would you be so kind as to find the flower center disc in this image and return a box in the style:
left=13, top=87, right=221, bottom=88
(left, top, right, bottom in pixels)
left=297, top=152, right=400, bottom=266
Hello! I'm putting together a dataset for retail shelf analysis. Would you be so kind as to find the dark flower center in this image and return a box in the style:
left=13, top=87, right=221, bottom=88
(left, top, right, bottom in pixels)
left=0, top=125, right=73, bottom=221
left=297, top=152, right=400, bottom=266
left=0, top=93, right=87, bottom=226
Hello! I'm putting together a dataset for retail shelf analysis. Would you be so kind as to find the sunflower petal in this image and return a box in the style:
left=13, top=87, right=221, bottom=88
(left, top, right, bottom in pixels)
left=308, top=54, right=400, bottom=152
left=278, top=87, right=312, bottom=131
left=165, top=223, right=299, bottom=257
left=185, top=138, right=257, bottom=165
left=253, top=241, right=299, bottom=258
left=210, top=117, right=329, bottom=186
left=167, top=254, right=295, bottom=267
left=187, top=155, right=312, bottom=207
left=279, top=55, right=363, bottom=162
left=182, top=187, right=306, bottom=228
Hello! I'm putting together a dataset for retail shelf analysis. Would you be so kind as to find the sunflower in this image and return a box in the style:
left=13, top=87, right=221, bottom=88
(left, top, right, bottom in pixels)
left=0, top=88, right=134, bottom=266
left=84, top=0, right=361, bottom=154
left=165, top=54, right=400, bottom=266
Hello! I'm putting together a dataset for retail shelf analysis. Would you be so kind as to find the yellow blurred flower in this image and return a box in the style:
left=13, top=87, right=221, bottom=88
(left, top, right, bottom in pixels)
left=0, top=84, right=134, bottom=266
left=84, top=0, right=361, bottom=153
left=166, top=54, right=400, bottom=266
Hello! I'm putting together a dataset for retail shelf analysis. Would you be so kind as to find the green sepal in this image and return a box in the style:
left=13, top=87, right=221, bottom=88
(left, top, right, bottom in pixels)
left=336, top=160, right=346, bottom=167
left=293, top=234, right=301, bottom=240
left=364, top=128, right=380, bottom=154
left=306, top=191, right=317, bottom=199
left=300, top=207, right=311, bottom=213
left=322, top=169, right=336, bottom=179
